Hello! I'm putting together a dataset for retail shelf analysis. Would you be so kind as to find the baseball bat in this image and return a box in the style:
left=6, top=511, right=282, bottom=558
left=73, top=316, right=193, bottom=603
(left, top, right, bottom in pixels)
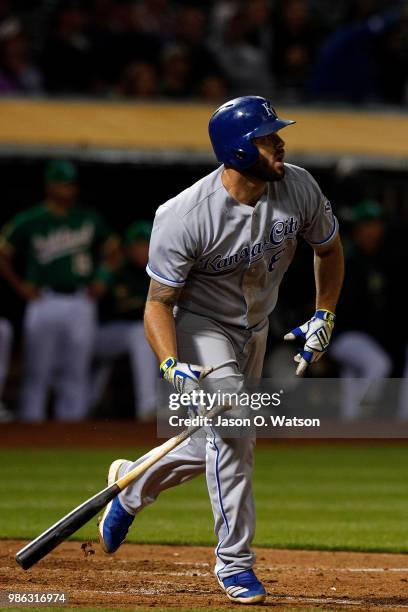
left=15, top=397, right=231, bottom=570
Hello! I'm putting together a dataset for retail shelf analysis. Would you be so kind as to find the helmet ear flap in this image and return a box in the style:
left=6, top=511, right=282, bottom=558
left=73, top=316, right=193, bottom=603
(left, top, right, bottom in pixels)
left=228, top=139, right=259, bottom=169
left=234, top=148, right=247, bottom=161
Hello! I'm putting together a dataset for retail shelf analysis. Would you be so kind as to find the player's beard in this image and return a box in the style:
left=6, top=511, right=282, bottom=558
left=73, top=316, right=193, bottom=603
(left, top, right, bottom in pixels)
left=244, top=156, right=285, bottom=182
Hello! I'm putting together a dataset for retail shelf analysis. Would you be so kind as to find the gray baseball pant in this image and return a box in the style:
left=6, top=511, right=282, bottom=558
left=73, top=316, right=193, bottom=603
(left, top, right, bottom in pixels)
left=119, top=309, right=268, bottom=580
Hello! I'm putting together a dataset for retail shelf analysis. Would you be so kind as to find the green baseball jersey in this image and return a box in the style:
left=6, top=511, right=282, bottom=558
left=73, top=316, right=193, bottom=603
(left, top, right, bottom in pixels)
left=97, top=260, right=149, bottom=322
left=0, top=204, right=115, bottom=292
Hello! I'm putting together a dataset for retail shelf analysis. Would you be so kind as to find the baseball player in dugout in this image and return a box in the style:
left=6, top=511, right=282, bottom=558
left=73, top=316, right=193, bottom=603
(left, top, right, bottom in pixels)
left=99, top=97, right=344, bottom=604
left=0, top=160, right=119, bottom=422
left=90, top=221, right=157, bottom=421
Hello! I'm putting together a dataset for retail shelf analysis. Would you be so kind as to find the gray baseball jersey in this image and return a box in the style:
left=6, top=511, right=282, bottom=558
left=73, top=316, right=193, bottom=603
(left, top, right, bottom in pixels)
left=147, top=163, right=338, bottom=328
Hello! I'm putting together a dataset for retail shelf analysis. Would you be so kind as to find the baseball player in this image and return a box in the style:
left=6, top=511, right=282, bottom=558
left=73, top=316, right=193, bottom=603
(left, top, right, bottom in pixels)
left=99, top=96, right=344, bottom=604
left=90, top=221, right=157, bottom=420
left=0, top=160, right=118, bottom=422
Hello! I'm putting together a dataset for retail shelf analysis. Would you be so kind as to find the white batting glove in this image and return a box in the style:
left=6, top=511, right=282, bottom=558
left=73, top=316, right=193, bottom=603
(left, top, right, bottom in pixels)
left=284, top=309, right=336, bottom=376
left=160, top=356, right=213, bottom=394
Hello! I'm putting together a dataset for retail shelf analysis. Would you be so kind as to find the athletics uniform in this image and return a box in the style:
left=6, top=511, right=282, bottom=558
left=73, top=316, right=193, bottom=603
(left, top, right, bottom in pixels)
left=0, top=203, right=115, bottom=421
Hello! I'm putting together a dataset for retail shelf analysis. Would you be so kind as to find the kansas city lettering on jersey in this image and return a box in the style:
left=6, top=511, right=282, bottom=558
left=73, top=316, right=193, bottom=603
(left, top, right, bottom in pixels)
left=269, top=216, right=298, bottom=245
left=33, top=223, right=95, bottom=264
left=198, top=216, right=298, bottom=272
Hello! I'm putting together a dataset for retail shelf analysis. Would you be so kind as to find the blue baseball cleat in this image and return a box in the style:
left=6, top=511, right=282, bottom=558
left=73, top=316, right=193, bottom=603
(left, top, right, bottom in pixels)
left=218, top=569, right=267, bottom=604
left=98, top=459, right=134, bottom=554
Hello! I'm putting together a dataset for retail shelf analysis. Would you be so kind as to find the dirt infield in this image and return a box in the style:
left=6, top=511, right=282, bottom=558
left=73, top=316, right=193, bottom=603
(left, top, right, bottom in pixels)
left=1, top=540, right=408, bottom=611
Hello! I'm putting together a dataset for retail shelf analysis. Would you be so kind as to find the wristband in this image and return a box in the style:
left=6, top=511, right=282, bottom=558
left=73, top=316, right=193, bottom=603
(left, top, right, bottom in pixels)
left=160, top=356, right=177, bottom=378
left=315, top=309, right=336, bottom=324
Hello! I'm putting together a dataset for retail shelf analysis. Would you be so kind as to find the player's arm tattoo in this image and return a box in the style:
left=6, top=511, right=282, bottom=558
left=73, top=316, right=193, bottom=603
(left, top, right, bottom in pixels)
left=147, top=279, right=182, bottom=307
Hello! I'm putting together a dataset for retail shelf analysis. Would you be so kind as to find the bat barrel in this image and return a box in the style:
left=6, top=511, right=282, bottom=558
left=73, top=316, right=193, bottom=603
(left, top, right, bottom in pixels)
left=15, top=403, right=230, bottom=570
left=16, top=483, right=120, bottom=570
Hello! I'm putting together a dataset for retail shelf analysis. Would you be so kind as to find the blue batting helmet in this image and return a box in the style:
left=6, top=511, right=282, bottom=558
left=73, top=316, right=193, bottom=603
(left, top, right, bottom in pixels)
left=208, top=96, right=295, bottom=170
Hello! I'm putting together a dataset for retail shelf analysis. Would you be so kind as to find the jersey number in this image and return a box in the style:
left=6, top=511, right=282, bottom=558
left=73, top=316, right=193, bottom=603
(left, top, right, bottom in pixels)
left=268, top=248, right=286, bottom=272
left=72, top=253, right=92, bottom=276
